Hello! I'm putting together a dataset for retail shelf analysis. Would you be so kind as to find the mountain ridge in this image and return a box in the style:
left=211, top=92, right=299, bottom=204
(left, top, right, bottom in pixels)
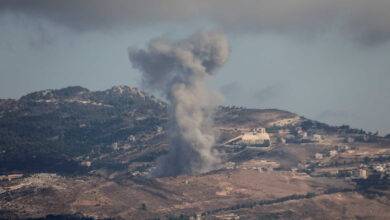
left=0, top=85, right=377, bottom=176
left=1, top=86, right=390, bottom=219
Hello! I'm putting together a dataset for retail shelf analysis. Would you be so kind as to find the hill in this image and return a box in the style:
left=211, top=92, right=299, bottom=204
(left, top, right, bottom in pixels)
left=1, top=86, right=390, bottom=219
left=0, top=86, right=302, bottom=176
left=0, top=86, right=166, bottom=174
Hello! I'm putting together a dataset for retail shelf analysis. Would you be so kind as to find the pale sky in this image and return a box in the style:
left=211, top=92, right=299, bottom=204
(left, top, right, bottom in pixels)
left=1, top=1, right=390, bottom=135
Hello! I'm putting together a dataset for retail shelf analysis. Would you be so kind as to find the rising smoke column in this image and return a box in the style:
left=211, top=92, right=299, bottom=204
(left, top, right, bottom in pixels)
left=129, top=31, right=230, bottom=177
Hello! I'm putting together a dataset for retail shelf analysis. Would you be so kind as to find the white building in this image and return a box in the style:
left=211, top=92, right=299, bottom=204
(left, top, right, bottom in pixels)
left=111, top=142, right=119, bottom=150
left=336, top=145, right=350, bottom=152
left=374, top=165, right=385, bottom=172
left=329, top=150, right=338, bottom=157
left=346, top=137, right=355, bottom=143
left=81, top=161, right=91, bottom=167
left=240, top=128, right=270, bottom=145
left=315, top=153, right=323, bottom=159
left=360, top=169, right=367, bottom=179
left=313, top=134, right=323, bottom=142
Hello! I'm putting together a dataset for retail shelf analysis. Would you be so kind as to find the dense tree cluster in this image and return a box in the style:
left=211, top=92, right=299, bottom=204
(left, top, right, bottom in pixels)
left=0, top=86, right=166, bottom=174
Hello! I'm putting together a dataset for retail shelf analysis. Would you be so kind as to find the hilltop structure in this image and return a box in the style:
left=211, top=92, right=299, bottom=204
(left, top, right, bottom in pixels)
left=240, top=128, right=270, bottom=145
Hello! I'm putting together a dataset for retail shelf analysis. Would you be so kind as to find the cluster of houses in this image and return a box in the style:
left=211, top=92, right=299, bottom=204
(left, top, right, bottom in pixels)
left=325, top=162, right=390, bottom=180
left=277, top=126, right=325, bottom=144
left=324, top=168, right=368, bottom=179
left=314, top=145, right=352, bottom=160
left=311, top=150, right=390, bottom=180
left=131, top=169, right=151, bottom=177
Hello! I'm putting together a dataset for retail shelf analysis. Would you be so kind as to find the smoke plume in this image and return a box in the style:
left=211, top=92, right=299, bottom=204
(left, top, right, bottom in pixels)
left=129, top=31, right=229, bottom=177
left=2, top=0, right=390, bottom=44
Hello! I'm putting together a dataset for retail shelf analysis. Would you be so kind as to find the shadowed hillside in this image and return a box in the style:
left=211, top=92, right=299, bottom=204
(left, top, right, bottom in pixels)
left=0, top=86, right=166, bottom=174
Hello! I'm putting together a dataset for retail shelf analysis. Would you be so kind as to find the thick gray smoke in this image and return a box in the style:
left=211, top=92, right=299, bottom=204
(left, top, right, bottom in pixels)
left=129, top=31, right=229, bottom=177
left=2, top=0, right=390, bottom=44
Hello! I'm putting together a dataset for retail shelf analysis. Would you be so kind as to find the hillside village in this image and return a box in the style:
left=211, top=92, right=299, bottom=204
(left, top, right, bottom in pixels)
left=216, top=108, right=390, bottom=182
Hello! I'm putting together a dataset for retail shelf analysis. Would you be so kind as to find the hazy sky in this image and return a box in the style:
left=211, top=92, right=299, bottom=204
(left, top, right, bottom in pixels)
left=1, top=1, right=390, bottom=135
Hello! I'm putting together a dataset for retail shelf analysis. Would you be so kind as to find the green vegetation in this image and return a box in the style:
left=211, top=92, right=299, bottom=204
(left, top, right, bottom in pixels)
left=0, top=86, right=166, bottom=174
left=354, top=174, right=390, bottom=198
